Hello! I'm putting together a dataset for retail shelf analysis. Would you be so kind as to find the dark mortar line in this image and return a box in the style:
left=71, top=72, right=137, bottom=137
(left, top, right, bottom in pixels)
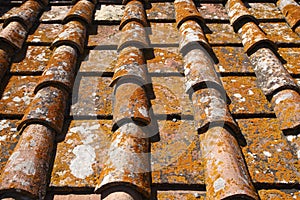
left=254, top=182, right=300, bottom=190
left=149, top=43, right=179, bottom=48
left=210, top=43, right=243, bottom=47
left=26, top=42, right=52, bottom=46
left=148, top=19, right=176, bottom=23
left=40, top=20, right=63, bottom=24
left=76, top=71, right=114, bottom=77
left=93, top=20, right=121, bottom=25
left=277, top=43, right=300, bottom=48
left=49, top=2, right=74, bottom=6
left=47, top=187, right=95, bottom=194
left=149, top=72, right=184, bottom=77
left=257, top=19, right=286, bottom=23
left=10, top=71, right=43, bottom=76
left=86, top=45, right=118, bottom=50
left=0, top=114, right=23, bottom=120
left=204, top=19, right=230, bottom=24
left=292, top=74, right=300, bottom=78
left=152, top=114, right=194, bottom=120
left=232, top=113, right=276, bottom=119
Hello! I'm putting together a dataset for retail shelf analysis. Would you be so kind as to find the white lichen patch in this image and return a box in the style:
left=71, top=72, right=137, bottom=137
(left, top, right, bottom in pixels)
left=0, top=120, right=10, bottom=131
left=213, top=177, right=225, bottom=192
left=263, top=151, right=272, bottom=157
left=70, top=144, right=96, bottom=179
left=138, top=106, right=148, bottom=117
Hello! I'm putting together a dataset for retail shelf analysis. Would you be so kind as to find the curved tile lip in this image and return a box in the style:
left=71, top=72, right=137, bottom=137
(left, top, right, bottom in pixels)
left=118, top=41, right=150, bottom=52
left=187, top=81, right=231, bottom=105
left=34, top=81, right=71, bottom=95
left=268, top=85, right=300, bottom=101
left=0, top=38, right=19, bottom=54
left=119, top=18, right=149, bottom=31
left=231, top=15, right=259, bottom=33
left=63, top=15, right=91, bottom=26
left=244, top=40, right=278, bottom=56
left=0, top=188, right=36, bottom=200
left=3, top=17, right=30, bottom=31
left=110, top=75, right=147, bottom=87
left=51, top=40, right=83, bottom=55
left=17, top=119, right=60, bottom=135
left=122, top=0, right=152, bottom=9
left=112, top=117, right=151, bottom=132
left=95, top=181, right=150, bottom=199
left=180, top=42, right=219, bottom=64
left=198, top=122, right=246, bottom=147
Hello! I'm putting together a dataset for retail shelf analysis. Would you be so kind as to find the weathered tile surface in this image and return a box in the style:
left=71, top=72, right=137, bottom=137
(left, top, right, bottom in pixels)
left=27, top=24, right=63, bottom=43
left=149, top=23, right=179, bottom=45
left=205, top=23, right=241, bottom=44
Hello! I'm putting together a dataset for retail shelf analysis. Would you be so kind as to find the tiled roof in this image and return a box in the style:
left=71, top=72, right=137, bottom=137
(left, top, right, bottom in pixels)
left=0, top=0, right=299, bottom=199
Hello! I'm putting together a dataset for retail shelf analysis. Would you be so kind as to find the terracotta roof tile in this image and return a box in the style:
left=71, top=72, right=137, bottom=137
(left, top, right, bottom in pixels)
left=0, top=0, right=299, bottom=199
left=277, top=0, right=300, bottom=30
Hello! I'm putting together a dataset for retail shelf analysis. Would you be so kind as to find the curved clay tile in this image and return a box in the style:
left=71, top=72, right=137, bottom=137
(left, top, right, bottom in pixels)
left=63, top=0, right=96, bottom=25
left=183, top=48, right=227, bottom=102
left=277, top=0, right=300, bottom=30
left=174, top=0, right=204, bottom=29
left=200, top=126, right=258, bottom=200
left=3, top=0, right=43, bottom=31
left=191, top=88, right=242, bottom=143
left=0, top=21, right=27, bottom=52
left=34, top=45, right=78, bottom=94
left=112, top=82, right=150, bottom=132
left=51, top=20, right=87, bottom=54
left=95, top=122, right=151, bottom=199
left=249, top=48, right=300, bottom=99
left=271, top=89, right=300, bottom=134
left=122, top=0, right=151, bottom=9
left=118, top=21, right=149, bottom=51
left=0, top=124, right=56, bottom=199
left=238, top=21, right=277, bottom=56
left=225, top=0, right=258, bottom=32
left=179, top=20, right=218, bottom=63
left=119, top=0, right=148, bottom=30
left=17, top=86, right=68, bottom=134
left=110, top=46, right=147, bottom=87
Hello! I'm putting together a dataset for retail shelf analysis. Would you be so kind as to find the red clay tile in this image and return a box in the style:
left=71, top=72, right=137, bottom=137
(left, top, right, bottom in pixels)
left=3, top=0, right=42, bottom=31
left=183, top=48, right=224, bottom=96
left=0, top=21, right=27, bottom=52
left=178, top=20, right=218, bottom=63
left=146, top=2, right=175, bottom=20
left=200, top=126, right=258, bottom=200
left=35, top=45, right=77, bottom=94
left=110, top=46, right=147, bottom=87
left=238, top=21, right=277, bottom=56
left=249, top=48, right=299, bottom=99
left=27, top=23, right=63, bottom=43
left=226, top=0, right=258, bottom=32
left=95, top=122, right=151, bottom=198
left=238, top=118, right=299, bottom=184
left=249, top=3, right=284, bottom=20
left=52, top=20, right=86, bottom=54
left=18, top=86, right=67, bottom=134
left=205, top=23, right=240, bottom=45
left=118, top=21, right=149, bottom=51
left=0, top=124, right=56, bottom=199
left=149, top=22, right=179, bottom=45
left=147, top=48, right=183, bottom=74
left=213, top=46, right=253, bottom=73
left=40, top=6, right=71, bottom=22
left=80, top=49, right=117, bottom=73
left=64, top=0, right=95, bottom=25
left=222, top=76, right=273, bottom=115
left=0, top=76, right=39, bottom=116
left=174, top=0, right=204, bottom=29
left=112, top=83, right=150, bottom=131
left=197, top=4, right=228, bottom=20
left=11, top=46, right=52, bottom=73
left=151, top=120, right=204, bottom=185
left=70, top=76, right=112, bottom=117
left=191, top=88, right=239, bottom=138
left=151, top=76, right=192, bottom=115
left=278, top=47, right=300, bottom=74
left=50, top=120, right=112, bottom=188
left=0, top=49, right=10, bottom=81
left=278, top=0, right=300, bottom=29
left=271, top=89, right=300, bottom=134
left=0, top=120, right=19, bottom=174
left=88, top=25, right=120, bottom=46
left=120, top=0, right=148, bottom=30
left=260, top=22, right=300, bottom=44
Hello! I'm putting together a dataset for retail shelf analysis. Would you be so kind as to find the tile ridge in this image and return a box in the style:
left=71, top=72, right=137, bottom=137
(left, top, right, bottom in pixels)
left=95, top=1, right=152, bottom=199
left=226, top=0, right=300, bottom=134
left=277, top=0, right=300, bottom=34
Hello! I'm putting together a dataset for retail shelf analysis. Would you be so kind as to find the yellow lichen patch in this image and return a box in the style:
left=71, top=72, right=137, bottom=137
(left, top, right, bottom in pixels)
left=27, top=24, right=63, bottom=43
left=278, top=47, right=300, bottom=75
left=157, top=191, right=206, bottom=200
left=149, top=23, right=179, bottom=44
left=205, top=23, right=240, bottom=44
left=151, top=120, right=205, bottom=185
left=237, top=118, right=299, bottom=184
left=258, top=189, right=298, bottom=200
